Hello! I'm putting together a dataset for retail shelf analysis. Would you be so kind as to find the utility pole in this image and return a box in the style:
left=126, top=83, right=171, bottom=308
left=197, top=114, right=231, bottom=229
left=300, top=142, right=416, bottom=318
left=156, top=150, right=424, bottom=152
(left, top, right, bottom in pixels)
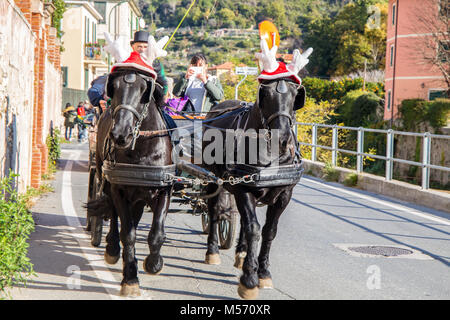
left=363, top=59, right=367, bottom=91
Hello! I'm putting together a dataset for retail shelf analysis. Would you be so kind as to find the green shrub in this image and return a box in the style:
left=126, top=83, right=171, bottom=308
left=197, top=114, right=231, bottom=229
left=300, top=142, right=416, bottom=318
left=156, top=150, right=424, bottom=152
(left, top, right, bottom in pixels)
left=343, top=173, right=358, bottom=187
left=45, top=127, right=61, bottom=179
left=322, top=162, right=340, bottom=182
left=302, top=77, right=384, bottom=103
left=335, top=89, right=384, bottom=128
left=427, top=99, right=450, bottom=132
left=399, top=99, right=429, bottom=131
left=0, top=173, right=35, bottom=298
left=399, top=98, right=450, bottom=132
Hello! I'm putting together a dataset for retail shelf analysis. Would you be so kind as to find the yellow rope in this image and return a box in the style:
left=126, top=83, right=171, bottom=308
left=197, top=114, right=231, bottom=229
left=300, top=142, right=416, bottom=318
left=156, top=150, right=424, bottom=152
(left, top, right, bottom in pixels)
left=163, top=0, right=197, bottom=50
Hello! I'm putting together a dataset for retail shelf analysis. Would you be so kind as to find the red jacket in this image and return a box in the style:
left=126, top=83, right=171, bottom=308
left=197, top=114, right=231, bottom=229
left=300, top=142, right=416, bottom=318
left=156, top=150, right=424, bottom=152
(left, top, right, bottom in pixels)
left=77, top=106, right=86, bottom=117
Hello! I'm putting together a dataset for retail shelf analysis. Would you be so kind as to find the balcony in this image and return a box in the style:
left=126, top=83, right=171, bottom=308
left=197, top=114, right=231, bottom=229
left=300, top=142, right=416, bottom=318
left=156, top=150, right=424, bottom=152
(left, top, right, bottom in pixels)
left=85, top=43, right=104, bottom=60
left=84, top=43, right=107, bottom=69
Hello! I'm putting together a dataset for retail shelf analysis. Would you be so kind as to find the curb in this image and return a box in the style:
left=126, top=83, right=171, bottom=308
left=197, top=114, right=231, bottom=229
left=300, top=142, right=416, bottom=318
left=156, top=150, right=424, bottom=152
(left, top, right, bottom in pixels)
left=302, top=159, right=450, bottom=213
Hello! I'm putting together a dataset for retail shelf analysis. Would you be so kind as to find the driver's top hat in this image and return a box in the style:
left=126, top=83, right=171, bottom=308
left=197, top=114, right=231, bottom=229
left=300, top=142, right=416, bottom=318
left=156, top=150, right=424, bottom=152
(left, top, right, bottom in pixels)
left=131, top=31, right=149, bottom=44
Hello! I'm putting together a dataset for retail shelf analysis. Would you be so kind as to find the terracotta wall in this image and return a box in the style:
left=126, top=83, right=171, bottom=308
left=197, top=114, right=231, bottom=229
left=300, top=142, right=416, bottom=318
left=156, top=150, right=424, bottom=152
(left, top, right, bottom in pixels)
left=0, top=0, right=63, bottom=191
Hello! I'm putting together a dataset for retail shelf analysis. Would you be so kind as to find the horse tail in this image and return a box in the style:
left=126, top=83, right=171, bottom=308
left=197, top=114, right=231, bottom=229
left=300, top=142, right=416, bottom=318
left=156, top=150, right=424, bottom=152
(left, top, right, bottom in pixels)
left=84, top=194, right=113, bottom=219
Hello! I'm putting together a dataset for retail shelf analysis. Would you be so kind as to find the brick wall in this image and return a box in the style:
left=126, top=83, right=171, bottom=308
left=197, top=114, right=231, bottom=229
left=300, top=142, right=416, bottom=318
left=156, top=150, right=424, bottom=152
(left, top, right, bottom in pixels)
left=1, top=0, right=63, bottom=191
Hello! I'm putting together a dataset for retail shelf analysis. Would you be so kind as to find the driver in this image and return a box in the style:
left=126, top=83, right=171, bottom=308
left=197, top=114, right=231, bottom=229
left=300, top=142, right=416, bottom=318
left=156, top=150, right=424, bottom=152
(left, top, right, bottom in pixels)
left=129, top=31, right=169, bottom=97
left=88, top=31, right=169, bottom=111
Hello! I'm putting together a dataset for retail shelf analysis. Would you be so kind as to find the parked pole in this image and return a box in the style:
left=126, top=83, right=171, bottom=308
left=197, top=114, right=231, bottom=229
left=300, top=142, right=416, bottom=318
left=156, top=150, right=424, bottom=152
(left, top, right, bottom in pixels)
left=332, top=125, right=338, bottom=166
left=386, top=129, right=394, bottom=181
left=357, top=127, right=364, bottom=173
left=311, top=124, right=317, bottom=162
left=235, top=74, right=247, bottom=100
left=422, top=132, right=431, bottom=189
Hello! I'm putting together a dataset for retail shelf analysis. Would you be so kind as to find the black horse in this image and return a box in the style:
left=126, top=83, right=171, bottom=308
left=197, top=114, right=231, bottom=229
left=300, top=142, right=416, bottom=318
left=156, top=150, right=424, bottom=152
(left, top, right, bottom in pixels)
left=202, top=78, right=305, bottom=299
left=87, top=67, right=174, bottom=297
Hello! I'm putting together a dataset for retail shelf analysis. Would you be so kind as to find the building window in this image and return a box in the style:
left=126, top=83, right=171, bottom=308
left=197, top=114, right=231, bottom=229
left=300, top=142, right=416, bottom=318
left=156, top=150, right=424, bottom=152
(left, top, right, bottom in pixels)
left=94, top=2, right=106, bottom=24
left=390, top=45, right=395, bottom=67
left=429, top=90, right=446, bottom=100
left=92, top=21, right=96, bottom=43
left=387, top=90, right=392, bottom=111
left=438, top=40, right=449, bottom=62
left=61, top=66, right=68, bottom=87
left=392, top=3, right=396, bottom=25
left=84, top=69, right=89, bottom=91
left=439, top=0, right=449, bottom=17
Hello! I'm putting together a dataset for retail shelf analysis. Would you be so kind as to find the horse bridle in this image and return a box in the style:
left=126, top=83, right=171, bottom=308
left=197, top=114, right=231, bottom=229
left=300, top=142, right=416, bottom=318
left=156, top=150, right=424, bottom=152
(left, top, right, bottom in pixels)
left=109, top=72, right=156, bottom=150
left=257, top=79, right=300, bottom=130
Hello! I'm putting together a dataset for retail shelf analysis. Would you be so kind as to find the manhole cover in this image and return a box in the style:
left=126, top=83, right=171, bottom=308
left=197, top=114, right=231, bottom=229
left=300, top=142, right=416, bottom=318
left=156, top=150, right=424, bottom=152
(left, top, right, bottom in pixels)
left=348, top=246, right=413, bottom=257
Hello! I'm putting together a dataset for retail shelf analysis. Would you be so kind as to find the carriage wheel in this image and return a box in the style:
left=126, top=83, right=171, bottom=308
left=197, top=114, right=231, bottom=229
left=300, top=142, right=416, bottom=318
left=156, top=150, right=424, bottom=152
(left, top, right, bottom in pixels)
left=218, top=192, right=238, bottom=249
left=201, top=212, right=210, bottom=234
left=89, top=172, right=103, bottom=247
left=218, top=211, right=237, bottom=249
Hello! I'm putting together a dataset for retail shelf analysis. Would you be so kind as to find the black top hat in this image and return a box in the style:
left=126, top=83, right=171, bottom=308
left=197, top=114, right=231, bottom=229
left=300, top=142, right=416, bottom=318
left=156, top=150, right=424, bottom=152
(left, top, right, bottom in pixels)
left=131, top=31, right=149, bottom=44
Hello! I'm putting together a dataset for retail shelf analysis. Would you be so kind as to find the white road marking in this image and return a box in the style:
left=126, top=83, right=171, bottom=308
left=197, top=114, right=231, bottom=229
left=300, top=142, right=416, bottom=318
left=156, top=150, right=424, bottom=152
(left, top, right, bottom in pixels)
left=61, top=150, right=151, bottom=300
left=302, top=177, right=450, bottom=226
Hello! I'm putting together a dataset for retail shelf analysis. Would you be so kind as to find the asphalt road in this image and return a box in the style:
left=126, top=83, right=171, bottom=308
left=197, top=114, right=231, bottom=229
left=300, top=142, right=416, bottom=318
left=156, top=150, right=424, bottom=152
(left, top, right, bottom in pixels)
left=8, top=142, right=450, bottom=300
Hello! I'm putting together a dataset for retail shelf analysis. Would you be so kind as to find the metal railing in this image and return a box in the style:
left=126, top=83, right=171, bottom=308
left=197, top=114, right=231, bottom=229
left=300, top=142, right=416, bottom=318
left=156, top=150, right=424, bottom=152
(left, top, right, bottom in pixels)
left=295, top=122, right=450, bottom=190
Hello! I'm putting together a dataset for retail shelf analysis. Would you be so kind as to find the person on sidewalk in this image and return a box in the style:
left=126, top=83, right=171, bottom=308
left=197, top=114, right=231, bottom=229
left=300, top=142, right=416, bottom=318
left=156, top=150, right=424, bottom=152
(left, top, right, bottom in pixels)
left=62, top=103, right=76, bottom=141
left=76, top=102, right=87, bottom=142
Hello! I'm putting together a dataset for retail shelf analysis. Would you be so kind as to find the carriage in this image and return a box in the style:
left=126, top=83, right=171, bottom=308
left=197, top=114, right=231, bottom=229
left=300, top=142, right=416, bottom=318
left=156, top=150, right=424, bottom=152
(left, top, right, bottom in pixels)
left=86, top=110, right=238, bottom=250
left=84, top=27, right=310, bottom=298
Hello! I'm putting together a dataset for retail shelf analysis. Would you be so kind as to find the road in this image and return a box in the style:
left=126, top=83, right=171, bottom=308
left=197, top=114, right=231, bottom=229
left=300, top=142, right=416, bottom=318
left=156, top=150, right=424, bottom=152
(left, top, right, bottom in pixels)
left=8, top=142, right=450, bottom=300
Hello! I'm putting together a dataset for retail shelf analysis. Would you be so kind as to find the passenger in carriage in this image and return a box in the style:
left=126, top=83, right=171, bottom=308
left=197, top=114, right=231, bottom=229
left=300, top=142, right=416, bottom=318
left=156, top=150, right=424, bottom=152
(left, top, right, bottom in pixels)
left=172, top=53, right=224, bottom=113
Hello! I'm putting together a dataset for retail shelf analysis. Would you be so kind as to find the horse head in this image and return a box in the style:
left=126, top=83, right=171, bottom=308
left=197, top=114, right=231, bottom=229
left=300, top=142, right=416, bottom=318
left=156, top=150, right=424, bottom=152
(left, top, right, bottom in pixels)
left=257, top=78, right=305, bottom=153
left=255, top=39, right=311, bottom=156
left=106, top=68, right=162, bottom=149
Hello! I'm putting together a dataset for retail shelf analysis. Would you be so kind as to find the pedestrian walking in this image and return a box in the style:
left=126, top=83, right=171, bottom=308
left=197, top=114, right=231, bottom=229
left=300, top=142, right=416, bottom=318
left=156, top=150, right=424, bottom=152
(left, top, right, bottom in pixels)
left=62, top=103, right=76, bottom=141
left=76, top=102, right=88, bottom=142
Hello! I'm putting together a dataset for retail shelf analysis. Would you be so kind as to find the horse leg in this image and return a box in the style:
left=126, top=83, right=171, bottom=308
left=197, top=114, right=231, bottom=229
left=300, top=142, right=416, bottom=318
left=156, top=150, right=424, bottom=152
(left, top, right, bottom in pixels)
left=234, top=191, right=260, bottom=300
left=258, top=189, right=292, bottom=289
left=205, top=184, right=221, bottom=265
left=104, top=208, right=120, bottom=265
left=234, top=216, right=247, bottom=269
left=111, top=187, right=140, bottom=297
left=143, top=187, right=171, bottom=275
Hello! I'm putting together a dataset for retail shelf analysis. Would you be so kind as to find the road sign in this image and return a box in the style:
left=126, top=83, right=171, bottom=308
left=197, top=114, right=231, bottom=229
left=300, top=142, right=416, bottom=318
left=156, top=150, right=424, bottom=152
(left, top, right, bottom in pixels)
left=235, top=67, right=259, bottom=76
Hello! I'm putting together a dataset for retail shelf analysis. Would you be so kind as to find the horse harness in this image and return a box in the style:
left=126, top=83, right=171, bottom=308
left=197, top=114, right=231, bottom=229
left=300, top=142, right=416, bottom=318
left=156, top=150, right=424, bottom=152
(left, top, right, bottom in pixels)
left=101, top=74, right=304, bottom=189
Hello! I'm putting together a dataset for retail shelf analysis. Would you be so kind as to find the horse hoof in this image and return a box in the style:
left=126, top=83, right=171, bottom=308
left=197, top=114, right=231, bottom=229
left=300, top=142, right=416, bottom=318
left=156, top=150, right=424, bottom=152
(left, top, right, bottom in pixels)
left=237, top=283, right=259, bottom=300
left=234, top=252, right=246, bottom=269
left=104, top=251, right=120, bottom=265
left=120, top=283, right=141, bottom=297
left=259, top=278, right=273, bottom=289
left=143, top=256, right=163, bottom=275
left=205, top=253, right=221, bottom=265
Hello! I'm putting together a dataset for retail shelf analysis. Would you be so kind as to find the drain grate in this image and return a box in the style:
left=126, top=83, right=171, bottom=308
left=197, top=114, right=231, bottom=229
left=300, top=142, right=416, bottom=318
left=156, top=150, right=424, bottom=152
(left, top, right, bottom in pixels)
left=348, top=246, right=413, bottom=257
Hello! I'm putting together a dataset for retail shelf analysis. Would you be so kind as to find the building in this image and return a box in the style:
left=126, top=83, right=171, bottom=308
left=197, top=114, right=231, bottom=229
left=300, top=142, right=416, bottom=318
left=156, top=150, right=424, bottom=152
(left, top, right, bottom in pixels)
left=1, top=0, right=63, bottom=190
left=61, top=1, right=105, bottom=91
left=384, top=0, right=449, bottom=121
left=208, top=61, right=235, bottom=78
left=60, top=0, right=143, bottom=93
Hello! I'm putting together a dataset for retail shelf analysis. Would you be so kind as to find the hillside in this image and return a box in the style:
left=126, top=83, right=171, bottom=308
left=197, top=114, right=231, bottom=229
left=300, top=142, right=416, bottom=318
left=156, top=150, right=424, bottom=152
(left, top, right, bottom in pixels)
left=138, top=0, right=388, bottom=79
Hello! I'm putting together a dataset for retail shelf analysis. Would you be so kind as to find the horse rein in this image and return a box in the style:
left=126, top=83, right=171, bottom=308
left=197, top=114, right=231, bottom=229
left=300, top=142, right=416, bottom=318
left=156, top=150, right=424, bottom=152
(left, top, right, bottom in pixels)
left=110, top=76, right=155, bottom=150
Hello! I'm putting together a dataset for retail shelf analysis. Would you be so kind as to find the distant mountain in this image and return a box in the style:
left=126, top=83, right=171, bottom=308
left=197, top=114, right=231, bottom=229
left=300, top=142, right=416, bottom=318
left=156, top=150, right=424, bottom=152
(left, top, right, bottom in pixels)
left=138, top=0, right=350, bottom=35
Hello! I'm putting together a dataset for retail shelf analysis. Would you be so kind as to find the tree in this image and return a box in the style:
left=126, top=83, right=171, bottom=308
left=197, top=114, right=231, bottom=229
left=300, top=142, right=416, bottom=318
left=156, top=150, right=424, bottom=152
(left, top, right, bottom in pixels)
left=333, top=31, right=371, bottom=76
left=217, top=8, right=236, bottom=28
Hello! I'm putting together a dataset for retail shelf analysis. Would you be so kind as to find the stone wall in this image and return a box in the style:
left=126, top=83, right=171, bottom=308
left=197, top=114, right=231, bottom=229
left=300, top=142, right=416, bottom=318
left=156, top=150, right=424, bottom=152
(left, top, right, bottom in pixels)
left=0, top=0, right=63, bottom=192
left=394, top=124, right=450, bottom=188
left=0, top=0, right=35, bottom=192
